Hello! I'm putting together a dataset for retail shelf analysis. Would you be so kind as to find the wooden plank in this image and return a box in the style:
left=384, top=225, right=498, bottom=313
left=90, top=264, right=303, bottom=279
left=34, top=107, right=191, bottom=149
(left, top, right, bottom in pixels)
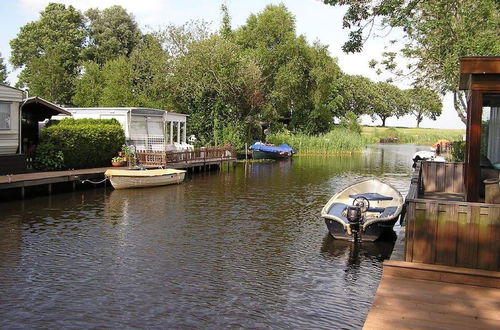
left=460, top=57, right=500, bottom=75
left=435, top=203, right=455, bottom=266
left=383, top=261, right=500, bottom=287
left=456, top=204, right=469, bottom=268
left=404, top=202, right=415, bottom=262
left=444, top=163, right=453, bottom=192
left=436, top=162, right=445, bottom=191
left=365, top=271, right=500, bottom=329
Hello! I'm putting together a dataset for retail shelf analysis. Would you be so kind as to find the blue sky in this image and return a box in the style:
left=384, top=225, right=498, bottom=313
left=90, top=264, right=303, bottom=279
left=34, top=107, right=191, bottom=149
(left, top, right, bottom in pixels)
left=0, top=0, right=465, bottom=129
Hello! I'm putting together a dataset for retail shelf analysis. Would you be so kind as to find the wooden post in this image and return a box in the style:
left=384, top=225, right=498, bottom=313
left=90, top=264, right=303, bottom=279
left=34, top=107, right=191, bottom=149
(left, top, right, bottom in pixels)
left=464, top=91, right=482, bottom=202
left=48, top=183, right=52, bottom=194
left=21, top=186, right=25, bottom=199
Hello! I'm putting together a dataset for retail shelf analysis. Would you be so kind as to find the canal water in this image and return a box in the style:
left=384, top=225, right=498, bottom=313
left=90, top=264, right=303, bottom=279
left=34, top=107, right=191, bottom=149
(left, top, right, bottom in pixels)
left=0, top=144, right=426, bottom=329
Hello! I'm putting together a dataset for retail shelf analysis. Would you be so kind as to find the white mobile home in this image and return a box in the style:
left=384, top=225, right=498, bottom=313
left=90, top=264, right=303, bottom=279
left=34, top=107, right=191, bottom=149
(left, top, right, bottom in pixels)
left=0, top=84, right=70, bottom=174
left=0, top=84, right=24, bottom=155
left=62, top=107, right=190, bottom=151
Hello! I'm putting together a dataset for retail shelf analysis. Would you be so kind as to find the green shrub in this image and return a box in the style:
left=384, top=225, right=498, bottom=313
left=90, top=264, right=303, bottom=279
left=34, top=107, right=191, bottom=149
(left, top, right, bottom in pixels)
left=33, top=143, right=65, bottom=171
left=38, top=119, right=125, bottom=170
left=450, top=140, right=465, bottom=162
left=339, top=111, right=362, bottom=134
left=47, top=118, right=121, bottom=127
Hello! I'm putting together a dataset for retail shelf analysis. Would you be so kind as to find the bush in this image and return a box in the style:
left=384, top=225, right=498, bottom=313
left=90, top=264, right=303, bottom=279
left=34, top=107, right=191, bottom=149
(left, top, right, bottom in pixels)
left=33, top=143, right=65, bottom=171
left=47, top=118, right=121, bottom=127
left=339, top=111, right=362, bottom=134
left=37, top=119, right=125, bottom=170
left=450, top=140, right=465, bottom=162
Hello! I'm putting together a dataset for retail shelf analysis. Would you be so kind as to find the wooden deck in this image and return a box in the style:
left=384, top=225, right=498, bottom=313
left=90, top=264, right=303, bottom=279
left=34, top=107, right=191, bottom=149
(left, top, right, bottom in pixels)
left=363, top=260, right=500, bottom=329
left=0, top=167, right=111, bottom=189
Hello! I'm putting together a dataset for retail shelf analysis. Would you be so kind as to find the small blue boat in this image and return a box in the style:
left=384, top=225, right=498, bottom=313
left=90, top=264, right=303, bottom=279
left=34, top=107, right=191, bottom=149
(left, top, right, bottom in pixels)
left=249, top=142, right=295, bottom=159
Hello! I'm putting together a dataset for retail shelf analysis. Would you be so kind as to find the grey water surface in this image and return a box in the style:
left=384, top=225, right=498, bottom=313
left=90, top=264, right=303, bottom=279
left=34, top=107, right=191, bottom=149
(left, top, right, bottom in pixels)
left=0, top=144, right=427, bottom=329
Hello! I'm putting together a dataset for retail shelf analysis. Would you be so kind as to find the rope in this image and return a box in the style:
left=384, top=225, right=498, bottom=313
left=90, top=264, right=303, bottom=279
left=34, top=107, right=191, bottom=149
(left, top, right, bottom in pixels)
left=81, top=178, right=108, bottom=185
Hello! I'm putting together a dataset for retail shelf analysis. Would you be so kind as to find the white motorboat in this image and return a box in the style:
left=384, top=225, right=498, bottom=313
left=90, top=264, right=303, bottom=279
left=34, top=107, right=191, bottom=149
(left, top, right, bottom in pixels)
left=321, top=178, right=404, bottom=241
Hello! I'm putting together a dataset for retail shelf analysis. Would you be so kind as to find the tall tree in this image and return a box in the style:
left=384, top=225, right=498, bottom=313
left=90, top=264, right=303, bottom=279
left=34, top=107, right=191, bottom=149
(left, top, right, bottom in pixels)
left=219, top=4, right=232, bottom=39
left=10, top=3, right=85, bottom=103
left=406, top=88, right=442, bottom=128
left=339, top=74, right=378, bottom=117
left=372, top=82, right=408, bottom=127
left=72, top=61, right=103, bottom=107
left=323, top=0, right=500, bottom=124
left=130, top=34, right=171, bottom=109
left=0, top=53, right=7, bottom=84
left=99, top=57, right=135, bottom=107
left=84, top=5, right=142, bottom=66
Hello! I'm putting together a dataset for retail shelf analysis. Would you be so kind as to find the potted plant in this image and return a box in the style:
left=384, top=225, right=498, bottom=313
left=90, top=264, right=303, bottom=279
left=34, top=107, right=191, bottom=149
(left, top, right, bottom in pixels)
left=111, top=156, right=125, bottom=167
left=121, top=144, right=136, bottom=167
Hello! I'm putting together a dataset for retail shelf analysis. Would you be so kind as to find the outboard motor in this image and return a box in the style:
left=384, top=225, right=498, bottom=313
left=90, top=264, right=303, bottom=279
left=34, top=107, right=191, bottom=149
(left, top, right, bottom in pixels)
left=347, top=205, right=362, bottom=233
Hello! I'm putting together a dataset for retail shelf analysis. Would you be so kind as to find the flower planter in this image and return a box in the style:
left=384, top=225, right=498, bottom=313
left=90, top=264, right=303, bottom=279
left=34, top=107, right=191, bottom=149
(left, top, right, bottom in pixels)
left=111, top=161, right=125, bottom=167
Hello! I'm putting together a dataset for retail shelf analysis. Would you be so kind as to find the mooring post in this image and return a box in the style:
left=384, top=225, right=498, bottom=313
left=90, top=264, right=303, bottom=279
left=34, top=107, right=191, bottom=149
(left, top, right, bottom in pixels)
left=48, top=183, right=52, bottom=195
left=72, top=181, right=76, bottom=191
left=21, top=186, right=25, bottom=199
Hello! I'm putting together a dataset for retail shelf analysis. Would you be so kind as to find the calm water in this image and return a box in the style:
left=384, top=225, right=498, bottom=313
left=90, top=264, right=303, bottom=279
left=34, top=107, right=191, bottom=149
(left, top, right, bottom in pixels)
left=0, top=144, right=426, bottom=329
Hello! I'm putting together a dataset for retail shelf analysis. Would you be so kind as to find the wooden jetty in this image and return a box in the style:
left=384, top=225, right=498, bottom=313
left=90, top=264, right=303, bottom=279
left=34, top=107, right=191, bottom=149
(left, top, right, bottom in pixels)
left=0, top=147, right=236, bottom=199
left=363, top=260, right=500, bottom=329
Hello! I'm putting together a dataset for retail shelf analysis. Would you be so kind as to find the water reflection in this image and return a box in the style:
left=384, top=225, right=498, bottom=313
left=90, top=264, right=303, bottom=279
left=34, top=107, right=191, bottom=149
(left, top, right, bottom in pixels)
left=0, top=145, right=419, bottom=329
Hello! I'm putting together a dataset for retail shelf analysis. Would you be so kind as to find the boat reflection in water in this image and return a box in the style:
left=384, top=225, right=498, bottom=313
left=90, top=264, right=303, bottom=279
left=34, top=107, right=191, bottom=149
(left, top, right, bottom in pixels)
left=320, top=231, right=396, bottom=279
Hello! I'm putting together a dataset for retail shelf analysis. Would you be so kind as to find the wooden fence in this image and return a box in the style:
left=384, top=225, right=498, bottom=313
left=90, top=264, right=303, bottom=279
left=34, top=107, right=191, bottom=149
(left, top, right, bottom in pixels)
left=421, top=161, right=465, bottom=194
left=135, top=147, right=237, bottom=167
left=405, top=161, right=500, bottom=271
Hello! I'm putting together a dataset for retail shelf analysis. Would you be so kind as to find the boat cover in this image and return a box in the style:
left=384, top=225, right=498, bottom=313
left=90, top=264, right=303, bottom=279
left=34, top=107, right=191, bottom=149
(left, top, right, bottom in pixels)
left=349, top=193, right=393, bottom=201
left=249, top=143, right=295, bottom=154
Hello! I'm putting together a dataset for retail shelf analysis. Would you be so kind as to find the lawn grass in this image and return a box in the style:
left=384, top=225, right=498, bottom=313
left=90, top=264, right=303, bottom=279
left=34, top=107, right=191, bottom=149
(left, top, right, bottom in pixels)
left=361, top=126, right=465, bottom=145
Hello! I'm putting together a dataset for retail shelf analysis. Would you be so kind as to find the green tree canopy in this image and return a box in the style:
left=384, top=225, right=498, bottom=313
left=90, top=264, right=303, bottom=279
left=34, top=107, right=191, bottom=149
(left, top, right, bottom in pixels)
left=0, top=53, right=7, bottom=84
left=405, top=87, right=442, bottom=128
left=84, top=5, right=142, bottom=66
left=323, top=0, right=500, bottom=124
left=72, top=61, right=103, bottom=107
left=372, top=82, right=409, bottom=127
left=99, top=57, right=135, bottom=107
left=10, top=3, right=85, bottom=103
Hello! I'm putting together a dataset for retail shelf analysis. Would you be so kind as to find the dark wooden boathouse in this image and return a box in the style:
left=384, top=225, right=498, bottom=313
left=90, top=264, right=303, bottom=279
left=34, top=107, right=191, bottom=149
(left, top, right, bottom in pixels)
left=364, top=57, right=500, bottom=329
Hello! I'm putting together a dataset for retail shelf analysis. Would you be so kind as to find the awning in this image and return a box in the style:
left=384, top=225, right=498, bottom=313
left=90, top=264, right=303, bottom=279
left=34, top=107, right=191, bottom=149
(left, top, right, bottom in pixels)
left=21, top=97, right=71, bottom=120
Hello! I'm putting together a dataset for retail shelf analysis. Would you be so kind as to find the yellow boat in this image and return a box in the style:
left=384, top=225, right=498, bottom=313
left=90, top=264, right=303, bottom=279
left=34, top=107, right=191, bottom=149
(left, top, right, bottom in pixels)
left=104, top=169, right=186, bottom=189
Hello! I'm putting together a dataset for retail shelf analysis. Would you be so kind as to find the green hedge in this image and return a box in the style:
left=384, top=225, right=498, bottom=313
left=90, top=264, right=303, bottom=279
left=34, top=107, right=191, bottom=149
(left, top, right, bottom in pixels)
left=47, top=118, right=121, bottom=127
left=35, top=119, right=125, bottom=170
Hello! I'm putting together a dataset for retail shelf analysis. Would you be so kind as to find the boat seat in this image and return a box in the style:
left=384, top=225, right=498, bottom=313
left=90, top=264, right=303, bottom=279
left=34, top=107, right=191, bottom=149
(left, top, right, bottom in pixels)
left=367, top=207, right=385, bottom=213
left=327, top=203, right=348, bottom=223
left=379, top=206, right=398, bottom=218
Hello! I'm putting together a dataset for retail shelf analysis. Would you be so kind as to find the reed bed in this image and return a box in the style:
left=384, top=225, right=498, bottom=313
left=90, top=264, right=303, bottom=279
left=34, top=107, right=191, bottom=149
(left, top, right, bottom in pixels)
left=362, top=127, right=465, bottom=145
left=267, top=128, right=365, bottom=155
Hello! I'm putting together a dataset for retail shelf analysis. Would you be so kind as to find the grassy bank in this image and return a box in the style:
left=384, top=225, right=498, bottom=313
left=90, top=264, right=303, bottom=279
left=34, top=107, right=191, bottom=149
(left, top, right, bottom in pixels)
left=267, top=128, right=365, bottom=154
left=362, top=126, right=465, bottom=145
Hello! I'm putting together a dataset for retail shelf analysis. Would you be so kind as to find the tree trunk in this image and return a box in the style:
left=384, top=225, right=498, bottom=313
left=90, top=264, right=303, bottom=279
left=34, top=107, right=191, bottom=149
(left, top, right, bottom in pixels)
left=453, top=90, right=467, bottom=125
left=416, top=113, right=422, bottom=128
left=381, top=117, right=387, bottom=127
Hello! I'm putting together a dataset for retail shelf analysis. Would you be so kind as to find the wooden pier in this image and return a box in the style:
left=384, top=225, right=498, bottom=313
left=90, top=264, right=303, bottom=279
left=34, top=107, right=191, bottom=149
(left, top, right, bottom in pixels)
left=0, top=147, right=237, bottom=199
left=363, top=260, right=500, bottom=329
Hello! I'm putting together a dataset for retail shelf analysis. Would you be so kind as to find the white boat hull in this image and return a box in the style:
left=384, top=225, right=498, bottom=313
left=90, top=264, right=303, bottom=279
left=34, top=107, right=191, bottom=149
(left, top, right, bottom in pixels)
left=321, top=178, right=404, bottom=241
left=105, top=169, right=186, bottom=189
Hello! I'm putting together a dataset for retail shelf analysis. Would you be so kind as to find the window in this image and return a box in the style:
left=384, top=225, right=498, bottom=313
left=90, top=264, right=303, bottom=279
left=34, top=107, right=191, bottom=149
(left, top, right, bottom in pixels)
left=0, top=102, right=11, bottom=129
